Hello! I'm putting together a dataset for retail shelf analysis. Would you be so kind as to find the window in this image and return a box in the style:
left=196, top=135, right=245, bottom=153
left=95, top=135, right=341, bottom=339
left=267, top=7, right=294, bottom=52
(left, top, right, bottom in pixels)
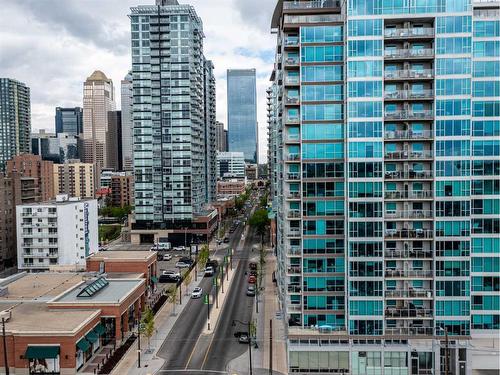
left=436, top=119, right=470, bottom=136
left=348, top=81, right=382, bottom=98
left=437, top=37, right=471, bottom=54
left=436, top=140, right=470, bottom=157
left=301, top=65, right=343, bottom=82
left=302, top=104, right=343, bottom=121
left=302, top=85, right=343, bottom=101
left=474, top=41, right=500, bottom=58
left=349, top=142, right=383, bottom=158
left=302, top=123, right=343, bottom=140
left=348, top=101, right=382, bottom=118
left=302, top=46, right=343, bottom=62
left=436, top=58, right=471, bottom=75
left=302, top=143, right=344, bottom=159
left=348, top=121, right=383, bottom=137
left=474, top=20, right=500, bottom=37
left=436, top=99, right=471, bottom=116
left=348, top=40, right=382, bottom=57
left=474, top=82, right=500, bottom=98
left=301, top=26, right=343, bottom=43
left=473, top=61, right=500, bottom=78
left=348, top=19, right=382, bottom=36
left=473, top=101, right=500, bottom=117
left=436, top=79, right=470, bottom=96
left=348, top=61, right=382, bottom=78
left=436, top=16, right=472, bottom=34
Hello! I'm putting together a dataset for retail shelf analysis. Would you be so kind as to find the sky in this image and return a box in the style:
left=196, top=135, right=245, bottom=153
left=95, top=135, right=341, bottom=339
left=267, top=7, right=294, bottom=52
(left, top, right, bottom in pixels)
left=0, top=0, right=277, bottom=163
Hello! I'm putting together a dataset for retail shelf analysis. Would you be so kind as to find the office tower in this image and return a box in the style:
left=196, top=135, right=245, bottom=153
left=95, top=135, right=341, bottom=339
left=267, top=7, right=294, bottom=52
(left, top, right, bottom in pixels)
left=130, top=0, right=217, bottom=237
left=53, top=161, right=94, bottom=199
left=227, top=69, right=258, bottom=163
left=215, top=121, right=228, bottom=152
left=31, top=130, right=79, bottom=164
left=82, top=70, right=116, bottom=177
left=0, top=78, right=31, bottom=171
left=204, top=60, right=217, bottom=203
left=268, top=0, right=500, bottom=373
left=55, top=107, right=83, bottom=135
left=107, top=110, right=123, bottom=171
left=216, top=152, right=245, bottom=180
left=121, top=72, right=134, bottom=171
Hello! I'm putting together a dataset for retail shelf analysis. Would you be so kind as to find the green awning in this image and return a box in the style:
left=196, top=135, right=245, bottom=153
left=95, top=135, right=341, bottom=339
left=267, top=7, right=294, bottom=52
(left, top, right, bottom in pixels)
left=76, top=338, right=91, bottom=352
left=93, top=323, right=106, bottom=336
left=25, top=346, right=60, bottom=359
left=85, top=331, right=98, bottom=343
left=151, top=276, right=158, bottom=283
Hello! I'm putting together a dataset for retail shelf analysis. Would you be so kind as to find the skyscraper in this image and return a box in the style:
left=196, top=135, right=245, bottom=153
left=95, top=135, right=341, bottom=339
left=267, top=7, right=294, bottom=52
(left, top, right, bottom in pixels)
left=82, top=70, right=116, bottom=178
left=130, top=0, right=217, bottom=235
left=204, top=60, right=217, bottom=203
left=269, top=0, right=500, bottom=373
left=215, top=121, right=227, bottom=152
left=55, top=107, right=83, bottom=136
left=107, top=110, right=123, bottom=171
left=227, top=69, right=258, bottom=163
left=121, top=72, right=134, bottom=171
left=0, top=78, right=31, bottom=171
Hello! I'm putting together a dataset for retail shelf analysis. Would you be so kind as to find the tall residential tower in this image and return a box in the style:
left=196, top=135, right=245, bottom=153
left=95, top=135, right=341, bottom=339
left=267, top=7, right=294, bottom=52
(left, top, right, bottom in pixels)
left=121, top=72, right=134, bottom=171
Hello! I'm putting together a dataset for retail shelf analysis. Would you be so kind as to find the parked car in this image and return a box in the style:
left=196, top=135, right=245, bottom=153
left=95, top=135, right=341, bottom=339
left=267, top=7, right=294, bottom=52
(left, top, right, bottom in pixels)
left=162, top=253, right=172, bottom=261
left=162, top=270, right=180, bottom=279
left=204, top=266, right=214, bottom=277
left=238, top=333, right=250, bottom=344
left=176, top=261, right=190, bottom=269
left=179, top=257, right=193, bottom=264
left=223, top=237, right=230, bottom=243
left=159, top=275, right=178, bottom=283
left=246, top=285, right=256, bottom=296
left=249, top=270, right=257, bottom=277
left=248, top=275, right=257, bottom=284
left=191, top=287, right=203, bottom=299
left=249, top=262, right=257, bottom=271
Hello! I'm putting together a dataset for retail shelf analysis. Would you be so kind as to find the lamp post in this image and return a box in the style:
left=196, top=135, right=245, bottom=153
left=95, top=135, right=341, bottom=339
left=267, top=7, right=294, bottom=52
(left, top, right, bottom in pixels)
left=232, top=319, right=253, bottom=375
left=2, top=317, right=8, bottom=375
left=437, top=326, right=450, bottom=375
left=136, top=318, right=141, bottom=368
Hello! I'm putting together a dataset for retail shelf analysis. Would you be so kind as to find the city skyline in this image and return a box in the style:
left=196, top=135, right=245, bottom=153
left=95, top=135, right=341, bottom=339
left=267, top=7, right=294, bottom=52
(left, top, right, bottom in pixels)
left=0, top=0, right=275, bottom=163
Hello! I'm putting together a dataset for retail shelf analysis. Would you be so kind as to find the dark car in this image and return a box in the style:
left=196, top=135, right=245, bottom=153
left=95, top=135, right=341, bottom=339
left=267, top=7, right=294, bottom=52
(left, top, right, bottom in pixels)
left=179, top=257, right=194, bottom=264
left=249, top=270, right=257, bottom=277
left=159, top=275, right=179, bottom=283
left=223, top=237, right=230, bottom=243
left=249, top=262, right=257, bottom=271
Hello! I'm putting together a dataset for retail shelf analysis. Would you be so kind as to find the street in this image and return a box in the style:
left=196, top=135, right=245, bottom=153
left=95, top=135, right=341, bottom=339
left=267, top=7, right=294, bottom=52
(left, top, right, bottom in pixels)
left=157, top=205, right=260, bottom=374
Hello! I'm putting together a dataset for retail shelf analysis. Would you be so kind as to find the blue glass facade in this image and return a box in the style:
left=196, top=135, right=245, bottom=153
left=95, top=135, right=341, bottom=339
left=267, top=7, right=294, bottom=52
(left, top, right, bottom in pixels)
left=227, top=69, right=258, bottom=163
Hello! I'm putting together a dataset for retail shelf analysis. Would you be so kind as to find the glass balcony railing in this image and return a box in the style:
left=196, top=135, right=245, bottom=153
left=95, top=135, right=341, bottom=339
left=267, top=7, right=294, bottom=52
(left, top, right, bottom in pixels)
left=286, top=228, right=301, bottom=237
left=385, top=269, right=433, bottom=278
left=385, top=289, right=433, bottom=298
left=385, top=327, right=434, bottom=336
left=385, top=110, right=434, bottom=120
left=384, top=130, right=433, bottom=140
left=385, top=190, right=433, bottom=199
left=285, top=96, right=300, bottom=104
left=286, top=115, right=300, bottom=123
left=286, top=172, right=300, bottom=180
left=284, top=14, right=344, bottom=25
left=385, top=48, right=434, bottom=58
left=384, top=27, right=434, bottom=38
left=385, top=248, right=433, bottom=258
left=287, top=209, right=301, bottom=218
left=286, top=191, right=301, bottom=199
left=283, top=0, right=341, bottom=10
left=285, top=76, right=300, bottom=85
left=384, top=170, right=433, bottom=179
left=384, top=229, right=434, bottom=239
left=285, top=37, right=299, bottom=46
left=385, top=209, right=433, bottom=219
left=384, top=69, right=434, bottom=79
left=385, top=308, right=433, bottom=318
left=284, top=56, right=299, bottom=66
left=286, top=153, right=301, bottom=161
left=384, top=89, right=434, bottom=100
left=384, top=150, right=433, bottom=160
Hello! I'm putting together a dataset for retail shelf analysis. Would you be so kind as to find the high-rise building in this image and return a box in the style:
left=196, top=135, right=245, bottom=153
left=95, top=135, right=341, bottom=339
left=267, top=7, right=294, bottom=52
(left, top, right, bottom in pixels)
left=204, top=60, right=217, bottom=203
left=82, top=70, right=116, bottom=179
left=31, top=130, right=79, bottom=164
left=0, top=78, right=31, bottom=171
left=53, top=161, right=94, bottom=199
left=130, top=0, right=217, bottom=240
left=107, top=110, right=123, bottom=171
left=268, top=0, right=500, bottom=373
left=55, top=107, right=83, bottom=136
left=121, top=72, right=134, bottom=171
left=215, top=121, right=228, bottom=152
left=227, top=69, right=258, bottom=163
left=216, top=151, right=245, bottom=180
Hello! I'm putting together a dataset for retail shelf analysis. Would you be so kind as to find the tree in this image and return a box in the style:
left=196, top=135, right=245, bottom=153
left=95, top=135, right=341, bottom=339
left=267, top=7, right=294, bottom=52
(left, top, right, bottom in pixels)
left=183, top=273, right=192, bottom=295
left=167, top=286, right=178, bottom=315
left=249, top=208, right=270, bottom=247
left=139, top=307, right=155, bottom=350
left=198, top=244, right=210, bottom=269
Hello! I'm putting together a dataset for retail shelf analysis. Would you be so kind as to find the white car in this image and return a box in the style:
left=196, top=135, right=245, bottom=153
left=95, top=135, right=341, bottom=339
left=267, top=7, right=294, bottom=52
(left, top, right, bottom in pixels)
left=176, top=261, right=190, bottom=268
left=162, top=270, right=180, bottom=279
left=163, top=254, right=172, bottom=261
left=191, top=287, right=203, bottom=299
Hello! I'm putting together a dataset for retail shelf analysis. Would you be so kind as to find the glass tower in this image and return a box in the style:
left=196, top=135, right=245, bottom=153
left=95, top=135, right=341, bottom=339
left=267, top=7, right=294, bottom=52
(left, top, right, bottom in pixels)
left=0, top=78, right=31, bottom=171
left=227, top=69, right=258, bottom=163
left=55, top=107, right=83, bottom=136
left=130, top=0, right=216, bottom=225
left=269, top=0, right=499, bottom=373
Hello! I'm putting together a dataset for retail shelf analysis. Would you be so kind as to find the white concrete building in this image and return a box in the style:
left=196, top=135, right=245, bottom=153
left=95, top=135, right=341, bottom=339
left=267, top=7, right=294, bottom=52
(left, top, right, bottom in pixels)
left=216, top=152, right=245, bottom=180
left=16, top=194, right=98, bottom=271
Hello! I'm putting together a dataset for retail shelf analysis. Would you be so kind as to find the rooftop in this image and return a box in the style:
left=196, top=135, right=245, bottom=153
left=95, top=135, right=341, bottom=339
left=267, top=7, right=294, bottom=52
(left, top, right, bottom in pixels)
left=88, top=250, right=156, bottom=262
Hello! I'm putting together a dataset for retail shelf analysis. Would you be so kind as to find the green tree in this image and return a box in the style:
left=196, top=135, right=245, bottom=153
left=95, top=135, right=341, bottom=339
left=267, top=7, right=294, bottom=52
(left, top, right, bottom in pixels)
left=249, top=208, right=270, bottom=247
left=139, top=307, right=155, bottom=350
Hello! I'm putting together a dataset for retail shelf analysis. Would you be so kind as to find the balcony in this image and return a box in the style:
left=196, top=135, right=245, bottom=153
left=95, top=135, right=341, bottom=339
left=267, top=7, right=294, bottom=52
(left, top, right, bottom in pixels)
left=287, top=266, right=302, bottom=274
left=384, top=27, right=435, bottom=39
left=285, top=115, right=300, bottom=124
left=384, top=130, right=433, bottom=140
left=385, top=308, right=433, bottom=318
left=384, top=170, right=433, bottom=180
left=286, top=153, right=301, bottom=161
left=385, top=248, right=432, bottom=259
left=384, top=48, right=434, bottom=59
left=284, top=36, right=299, bottom=47
left=385, top=269, right=433, bottom=278
left=384, top=229, right=434, bottom=239
left=288, top=285, right=302, bottom=293
left=385, top=289, right=433, bottom=298
left=287, top=210, right=301, bottom=219
left=286, top=191, right=301, bottom=200
left=384, top=90, right=434, bottom=100
left=385, top=110, right=434, bottom=121
left=385, top=209, right=433, bottom=219
left=283, top=14, right=344, bottom=25
left=288, top=245, right=301, bottom=255
left=285, top=96, right=300, bottom=105
left=385, top=190, right=433, bottom=200
left=385, top=150, right=433, bottom=160
left=284, top=56, right=299, bottom=67
left=384, top=69, right=434, bottom=80
left=286, top=172, right=300, bottom=180
left=286, top=229, right=301, bottom=238
left=283, top=0, right=341, bottom=10
left=385, top=327, right=434, bottom=336
left=284, top=76, right=300, bottom=86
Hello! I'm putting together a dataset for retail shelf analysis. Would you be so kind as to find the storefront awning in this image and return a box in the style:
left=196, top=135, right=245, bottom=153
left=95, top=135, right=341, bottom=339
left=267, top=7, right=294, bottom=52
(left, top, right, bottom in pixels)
left=25, top=346, right=60, bottom=359
left=151, top=276, right=158, bottom=283
left=85, top=330, right=98, bottom=343
left=93, top=323, right=106, bottom=336
left=76, top=338, right=91, bottom=352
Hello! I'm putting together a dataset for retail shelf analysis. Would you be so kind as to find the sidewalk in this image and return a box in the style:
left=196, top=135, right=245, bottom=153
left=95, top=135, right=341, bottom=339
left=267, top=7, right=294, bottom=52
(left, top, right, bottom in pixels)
left=226, top=248, right=287, bottom=375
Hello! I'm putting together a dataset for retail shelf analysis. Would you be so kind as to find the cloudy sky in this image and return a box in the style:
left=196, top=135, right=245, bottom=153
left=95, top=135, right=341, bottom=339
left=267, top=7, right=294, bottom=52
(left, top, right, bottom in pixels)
left=0, top=0, right=277, bottom=163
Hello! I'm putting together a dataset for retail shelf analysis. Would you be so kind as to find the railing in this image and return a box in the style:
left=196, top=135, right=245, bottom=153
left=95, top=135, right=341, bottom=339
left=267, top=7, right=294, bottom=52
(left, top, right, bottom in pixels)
left=385, top=48, right=434, bottom=58
left=385, top=209, right=433, bottom=219
left=285, top=37, right=299, bottom=46
left=283, top=0, right=341, bottom=10
left=385, top=308, right=433, bottom=318
left=384, top=69, right=433, bottom=79
left=286, top=153, right=300, bottom=161
left=385, top=190, right=433, bottom=199
left=384, top=27, right=435, bottom=38
left=385, top=150, right=433, bottom=160
left=385, top=289, right=433, bottom=298
left=287, top=266, right=302, bottom=274
left=287, top=210, right=301, bottom=218
left=288, top=285, right=302, bottom=293
left=285, top=76, right=300, bottom=85
left=285, top=96, right=299, bottom=104
left=284, top=14, right=344, bottom=24
left=288, top=245, right=301, bottom=255
left=287, top=229, right=302, bottom=237
left=474, top=8, right=500, bottom=18
left=23, top=252, right=58, bottom=258
left=385, top=110, right=434, bottom=120
left=286, top=172, right=300, bottom=180
left=286, top=116, right=300, bottom=123
left=286, top=191, right=301, bottom=199
left=287, top=304, right=302, bottom=312
left=385, top=327, right=434, bottom=336
left=384, top=130, right=433, bottom=140
left=385, top=229, right=434, bottom=239
left=385, top=269, right=434, bottom=278
left=285, top=57, right=299, bottom=66
left=384, top=170, right=433, bottom=179
left=385, top=249, right=432, bottom=258
left=384, top=90, right=434, bottom=100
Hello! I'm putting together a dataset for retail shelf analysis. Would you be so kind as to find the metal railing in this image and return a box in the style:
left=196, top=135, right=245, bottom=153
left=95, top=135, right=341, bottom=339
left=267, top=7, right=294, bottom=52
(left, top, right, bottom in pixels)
left=288, top=245, right=301, bottom=255
left=286, top=191, right=301, bottom=199
left=287, top=266, right=302, bottom=274
left=384, top=130, right=433, bottom=140
left=384, top=69, right=433, bottom=79
left=385, top=190, right=433, bottom=199
left=385, top=209, right=433, bottom=219
left=284, top=76, right=300, bottom=85
left=287, top=209, right=301, bottom=218
left=286, top=172, right=300, bottom=180
left=284, top=14, right=344, bottom=24
left=385, top=308, right=433, bottom=318
left=288, top=285, right=302, bottom=293
left=384, top=170, right=433, bottom=179
left=385, top=150, right=433, bottom=160
left=286, top=229, right=302, bottom=237
left=283, top=0, right=341, bottom=10
left=384, top=229, right=434, bottom=239
left=285, top=37, right=299, bottom=46
left=385, top=110, right=434, bottom=120
left=384, top=27, right=434, bottom=38
left=385, top=48, right=434, bottom=58
left=385, top=289, right=433, bottom=298
left=286, top=154, right=300, bottom=161
left=285, top=96, right=299, bottom=105
left=385, top=327, right=434, bottom=336
left=284, top=57, right=299, bottom=66
left=385, top=249, right=433, bottom=258
left=384, top=89, right=434, bottom=100
left=385, top=269, right=434, bottom=278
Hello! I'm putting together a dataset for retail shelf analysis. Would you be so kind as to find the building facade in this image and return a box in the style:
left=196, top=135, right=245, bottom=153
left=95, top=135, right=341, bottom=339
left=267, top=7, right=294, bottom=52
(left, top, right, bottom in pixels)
left=0, top=78, right=31, bottom=171
left=121, top=72, right=134, bottom=171
left=55, top=107, right=83, bottom=136
left=31, top=130, right=79, bottom=164
left=107, top=110, right=123, bottom=171
left=130, top=0, right=216, bottom=231
left=216, top=151, right=245, bottom=180
left=204, top=59, right=217, bottom=203
left=16, top=195, right=98, bottom=271
left=227, top=69, right=258, bottom=163
left=53, top=161, right=94, bottom=199
left=269, top=0, right=500, bottom=373
left=82, top=70, right=116, bottom=177
left=110, top=174, right=134, bottom=207
left=215, top=121, right=228, bottom=152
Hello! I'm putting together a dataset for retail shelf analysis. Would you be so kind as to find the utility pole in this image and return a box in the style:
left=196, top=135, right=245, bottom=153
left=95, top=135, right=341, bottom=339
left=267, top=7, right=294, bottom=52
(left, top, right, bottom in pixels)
left=2, top=318, right=9, bottom=375
left=137, top=319, right=141, bottom=368
left=445, top=327, right=450, bottom=375
left=179, top=282, right=182, bottom=305
left=269, top=319, right=273, bottom=375
left=248, top=321, right=253, bottom=375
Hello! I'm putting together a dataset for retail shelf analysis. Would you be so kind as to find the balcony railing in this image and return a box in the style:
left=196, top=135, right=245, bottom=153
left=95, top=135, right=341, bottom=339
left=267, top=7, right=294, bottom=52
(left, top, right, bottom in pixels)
left=287, top=229, right=301, bottom=237
left=286, top=154, right=300, bottom=161
left=384, top=69, right=434, bottom=80
left=287, top=266, right=302, bottom=274
left=285, top=37, right=299, bottom=47
left=385, top=48, right=434, bottom=59
left=284, top=14, right=344, bottom=25
left=385, top=327, right=434, bottom=336
left=384, top=28, right=435, bottom=38
left=384, top=170, right=433, bottom=180
left=287, top=210, right=301, bottom=218
left=385, top=190, right=433, bottom=199
left=385, top=269, right=433, bottom=278
left=286, top=172, right=300, bottom=180
left=285, top=116, right=300, bottom=123
left=283, top=0, right=341, bottom=10
left=384, top=90, right=434, bottom=100
left=384, top=130, right=433, bottom=140
left=285, top=96, right=300, bottom=104
left=288, top=245, right=301, bottom=255
left=385, top=229, right=434, bottom=239
left=385, top=150, right=433, bottom=160
left=385, top=209, right=433, bottom=219
left=284, top=76, right=300, bottom=85
left=286, top=191, right=301, bottom=199
left=385, top=249, right=432, bottom=258
left=288, top=285, right=302, bottom=293
left=285, top=57, right=299, bottom=66
left=385, top=308, right=433, bottom=318
left=385, top=110, right=434, bottom=120
left=385, top=289, right=433, bottom=298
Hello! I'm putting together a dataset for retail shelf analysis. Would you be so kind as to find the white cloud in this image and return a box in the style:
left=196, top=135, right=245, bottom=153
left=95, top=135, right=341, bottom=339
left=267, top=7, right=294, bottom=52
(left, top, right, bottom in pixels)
left=0, top=0, right=274, bottom=163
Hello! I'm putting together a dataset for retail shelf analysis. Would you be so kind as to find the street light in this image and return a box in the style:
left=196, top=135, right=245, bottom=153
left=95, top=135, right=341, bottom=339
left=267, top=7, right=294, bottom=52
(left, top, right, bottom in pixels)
left=232, top=319, right=255, bottom=375
left=437, top=326, right=450, bottom=375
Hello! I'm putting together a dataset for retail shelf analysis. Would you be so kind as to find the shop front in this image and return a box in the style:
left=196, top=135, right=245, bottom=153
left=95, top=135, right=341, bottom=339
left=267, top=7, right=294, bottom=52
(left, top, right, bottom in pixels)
left=25, top=345, right=60, bottom=375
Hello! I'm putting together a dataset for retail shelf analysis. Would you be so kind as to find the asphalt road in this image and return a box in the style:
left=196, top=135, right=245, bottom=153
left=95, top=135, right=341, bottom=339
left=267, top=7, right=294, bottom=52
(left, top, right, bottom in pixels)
left=157, top=205, right=259, bottom=374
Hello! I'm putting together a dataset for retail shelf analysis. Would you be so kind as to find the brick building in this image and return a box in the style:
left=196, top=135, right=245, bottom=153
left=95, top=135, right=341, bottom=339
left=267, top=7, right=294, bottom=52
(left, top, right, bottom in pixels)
left=110, top=174, right=134, bottom=207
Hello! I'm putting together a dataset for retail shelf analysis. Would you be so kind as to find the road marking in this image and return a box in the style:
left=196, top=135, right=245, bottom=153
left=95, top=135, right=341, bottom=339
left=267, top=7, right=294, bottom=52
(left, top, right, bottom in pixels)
left=157, top=370, right=227, bottom=374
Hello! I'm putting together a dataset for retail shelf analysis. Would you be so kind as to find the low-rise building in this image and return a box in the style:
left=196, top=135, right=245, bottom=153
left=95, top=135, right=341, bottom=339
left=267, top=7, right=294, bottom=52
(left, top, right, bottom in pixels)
left=217, top=179, right=246, bottom=196
left=245, top=163, right=258, bottom=181
left=53, top=160, right=94, bottom=198
left=216, top=151, right=245, bottom=180
left=16, top=194, right=98, bottom=271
